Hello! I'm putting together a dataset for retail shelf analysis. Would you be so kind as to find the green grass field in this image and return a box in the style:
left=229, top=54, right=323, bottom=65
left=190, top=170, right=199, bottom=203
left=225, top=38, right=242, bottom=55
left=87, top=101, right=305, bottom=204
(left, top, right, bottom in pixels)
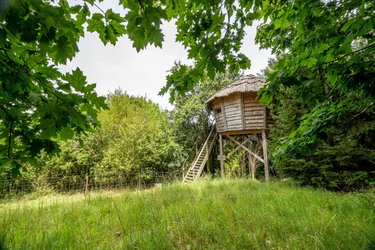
left=1, top=179, right=374, bottom=249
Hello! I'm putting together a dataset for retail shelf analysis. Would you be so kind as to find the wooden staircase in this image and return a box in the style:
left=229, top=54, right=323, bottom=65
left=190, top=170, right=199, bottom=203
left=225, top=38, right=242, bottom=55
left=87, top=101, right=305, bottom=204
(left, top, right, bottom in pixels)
left=183, top=129, right=217, bottom=183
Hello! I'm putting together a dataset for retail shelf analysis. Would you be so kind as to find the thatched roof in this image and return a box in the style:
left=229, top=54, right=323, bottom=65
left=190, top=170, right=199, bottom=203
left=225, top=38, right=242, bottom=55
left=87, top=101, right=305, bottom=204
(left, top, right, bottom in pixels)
left=206, top=74, right=266, bottom=105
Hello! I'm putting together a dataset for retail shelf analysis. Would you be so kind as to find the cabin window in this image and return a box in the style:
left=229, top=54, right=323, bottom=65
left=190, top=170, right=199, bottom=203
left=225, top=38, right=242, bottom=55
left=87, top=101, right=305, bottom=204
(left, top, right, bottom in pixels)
left=215, top=108, right=221, bottom=114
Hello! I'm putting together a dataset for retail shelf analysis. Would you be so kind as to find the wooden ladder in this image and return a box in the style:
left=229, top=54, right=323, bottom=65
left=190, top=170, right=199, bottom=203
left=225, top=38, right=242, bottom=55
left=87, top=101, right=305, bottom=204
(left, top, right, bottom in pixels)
left=183, top=129, right=217, bottom=183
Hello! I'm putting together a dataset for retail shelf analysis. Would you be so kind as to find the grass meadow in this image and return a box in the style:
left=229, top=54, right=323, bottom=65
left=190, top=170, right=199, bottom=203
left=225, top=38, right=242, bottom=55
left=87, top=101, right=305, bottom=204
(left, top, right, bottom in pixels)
left=0, top=179, right=374, bottom=249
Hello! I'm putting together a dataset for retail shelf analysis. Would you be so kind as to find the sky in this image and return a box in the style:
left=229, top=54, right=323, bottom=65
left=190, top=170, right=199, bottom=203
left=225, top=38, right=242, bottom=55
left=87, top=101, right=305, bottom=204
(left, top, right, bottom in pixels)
left=61, top=5, right=272, bottom=110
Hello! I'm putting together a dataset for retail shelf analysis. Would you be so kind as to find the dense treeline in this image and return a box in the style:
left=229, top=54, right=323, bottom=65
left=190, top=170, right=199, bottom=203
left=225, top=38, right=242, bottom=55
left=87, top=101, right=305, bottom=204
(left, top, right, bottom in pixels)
left=1, top=71, right=374, bottom=193
left=268, top=84, right=375, bottom=191
left=0, top=91, right=182, bottom=193
left=255, top=0, right=374, bottom=191
left=1, top=0, right=374, bottom=193
left=1, top=71, right=374, bottom=194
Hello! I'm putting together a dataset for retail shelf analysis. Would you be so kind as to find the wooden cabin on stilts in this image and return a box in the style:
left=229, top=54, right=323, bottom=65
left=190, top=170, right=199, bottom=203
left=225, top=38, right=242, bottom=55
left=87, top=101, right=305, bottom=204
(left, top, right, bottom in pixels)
left=183, top=75, right=271, bottom=182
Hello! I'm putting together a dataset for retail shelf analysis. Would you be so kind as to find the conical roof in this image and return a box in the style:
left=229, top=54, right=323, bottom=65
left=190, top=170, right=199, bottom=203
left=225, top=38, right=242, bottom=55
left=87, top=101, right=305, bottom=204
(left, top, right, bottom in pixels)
left=206, top=74, right=266, bottom=105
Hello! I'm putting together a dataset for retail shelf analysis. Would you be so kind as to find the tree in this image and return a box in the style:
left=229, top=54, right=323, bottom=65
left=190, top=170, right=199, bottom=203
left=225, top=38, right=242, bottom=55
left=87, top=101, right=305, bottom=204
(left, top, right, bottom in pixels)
left=1, top=0, right=373, bottom=182
left=26, top=90, right=180, bottom=188
left=0, top=0, right=107, bottom=173
left=96, top=90, right=180, bottom=179
left=256, top=1, right=375, bottom=190
left=0, top=0, right=251, bottom=172
left=254, top=0, right=375, bottom=189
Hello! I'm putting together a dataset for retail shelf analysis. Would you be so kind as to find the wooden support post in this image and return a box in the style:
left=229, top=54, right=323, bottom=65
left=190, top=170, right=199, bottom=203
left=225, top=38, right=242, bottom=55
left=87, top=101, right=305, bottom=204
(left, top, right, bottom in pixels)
left=241, top=137, right=247, bottom=177
left=250, top=152, right=257, bottom=180
left=262, top=130, right=269, bottom=182
left=241, top=153, right=246, bottom=177
left=247, top=152, right=252, bottom=177
left=219, top=134, right=224, bottom=177
left=207, top=147, right=212, bottom=174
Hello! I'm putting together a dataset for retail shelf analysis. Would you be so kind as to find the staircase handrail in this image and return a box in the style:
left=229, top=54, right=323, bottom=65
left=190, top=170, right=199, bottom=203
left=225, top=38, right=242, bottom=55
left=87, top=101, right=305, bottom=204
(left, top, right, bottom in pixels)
left=183, top=127, right=215, bottom=182
left=181, top=120, right=216, bottom=178
left=181, top=131, right=209, bottom=178
left=194, top=131, right=218, bottom=180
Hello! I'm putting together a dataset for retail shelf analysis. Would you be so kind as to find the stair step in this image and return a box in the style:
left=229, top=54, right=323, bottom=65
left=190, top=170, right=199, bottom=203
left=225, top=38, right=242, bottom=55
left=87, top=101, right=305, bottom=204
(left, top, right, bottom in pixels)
left=183, top=131, right=217, bottom=183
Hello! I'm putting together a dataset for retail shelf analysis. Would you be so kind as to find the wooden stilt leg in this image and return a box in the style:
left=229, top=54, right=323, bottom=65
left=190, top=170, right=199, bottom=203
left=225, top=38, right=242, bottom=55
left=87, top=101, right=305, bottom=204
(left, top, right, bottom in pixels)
left=250, top=153, right=256, bottom=180
left=241, top=152, right=245, bottom=177
left=219, top=134, right=224, bottom=177
left=262, top=130, right=269, bottom=182
left=248, top=151, right=251, bottom=177
left=248, top=152, right=252, bottom=178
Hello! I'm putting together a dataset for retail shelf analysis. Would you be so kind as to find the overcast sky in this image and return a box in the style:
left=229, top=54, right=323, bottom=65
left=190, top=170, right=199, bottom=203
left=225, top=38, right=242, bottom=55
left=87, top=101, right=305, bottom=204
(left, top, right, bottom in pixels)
left=61, top=6, right=272, bottom=109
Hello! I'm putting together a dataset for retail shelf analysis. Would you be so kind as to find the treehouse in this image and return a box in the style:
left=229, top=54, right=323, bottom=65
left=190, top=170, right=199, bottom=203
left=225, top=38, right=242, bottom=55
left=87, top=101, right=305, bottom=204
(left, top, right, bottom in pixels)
left=206, top=75, right=270, bottom=135
left=183, top=75, right=271, bottom=183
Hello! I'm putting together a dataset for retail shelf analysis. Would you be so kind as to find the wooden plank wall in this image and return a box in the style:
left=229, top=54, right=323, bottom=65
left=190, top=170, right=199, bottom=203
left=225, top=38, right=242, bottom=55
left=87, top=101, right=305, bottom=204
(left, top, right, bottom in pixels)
left=223, top=94, right=242, bottom=131
left=243, top=93, right=264, bottom=130
left=213, top=101, right=224, bottom=132
left=212, top=92, right=269, bottom=133
left=215, top=112, right=225, bottom=132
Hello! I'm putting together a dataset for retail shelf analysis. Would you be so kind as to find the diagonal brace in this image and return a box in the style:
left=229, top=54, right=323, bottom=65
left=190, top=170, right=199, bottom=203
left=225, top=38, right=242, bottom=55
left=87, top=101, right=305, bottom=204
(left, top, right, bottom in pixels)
left=226, top=135, right=264, bottom=163
left=226, top=137, right=251, bottom=158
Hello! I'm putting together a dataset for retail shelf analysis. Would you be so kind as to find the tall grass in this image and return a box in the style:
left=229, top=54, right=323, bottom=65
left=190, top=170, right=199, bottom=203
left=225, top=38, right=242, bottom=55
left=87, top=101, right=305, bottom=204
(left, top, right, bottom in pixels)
left=1, top=179, right=374, bottom=249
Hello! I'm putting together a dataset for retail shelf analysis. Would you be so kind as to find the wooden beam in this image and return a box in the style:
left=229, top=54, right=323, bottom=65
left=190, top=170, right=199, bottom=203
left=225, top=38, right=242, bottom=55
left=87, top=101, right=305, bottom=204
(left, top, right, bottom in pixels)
left=226, top=137, right=251, bottom=158
left=249, top=151, right=258, bottom=180
left=220, top=129, right=262, bottom=136
left=241, top=150, right=246, bottom=177
left=227, top=135, right=264, bottom=163
left=219, top=134, right=225, bottom=177
left=262, top=130, right=269, bottom=181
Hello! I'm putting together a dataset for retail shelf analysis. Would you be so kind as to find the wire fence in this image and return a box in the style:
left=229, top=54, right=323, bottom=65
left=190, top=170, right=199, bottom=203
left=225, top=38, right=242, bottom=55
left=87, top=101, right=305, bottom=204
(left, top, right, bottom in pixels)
left=0, top=171, right=184, bottom=200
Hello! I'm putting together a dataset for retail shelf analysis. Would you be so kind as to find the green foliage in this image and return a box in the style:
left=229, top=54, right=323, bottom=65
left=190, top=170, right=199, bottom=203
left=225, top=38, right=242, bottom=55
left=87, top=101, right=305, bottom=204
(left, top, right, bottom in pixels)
left=1, top=0, right=254, bottom=171
left=35, top=90, right=181, bottom=184
left=254, top=1, right=375, bottom=190
left=171, top=74, right=234, bottom=150
left=258, top=0, right=374, bottom=155
left=269, top=84, right=375, bottom=191
left=1, top=180, right=375, bottom=249
left=2, top=0, right=374, bottom=191
left=0, top=0, right=106, bottom=172
left=160, top=1, right=253, bottom=101
left=96, top=90, right=180, bottom=178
